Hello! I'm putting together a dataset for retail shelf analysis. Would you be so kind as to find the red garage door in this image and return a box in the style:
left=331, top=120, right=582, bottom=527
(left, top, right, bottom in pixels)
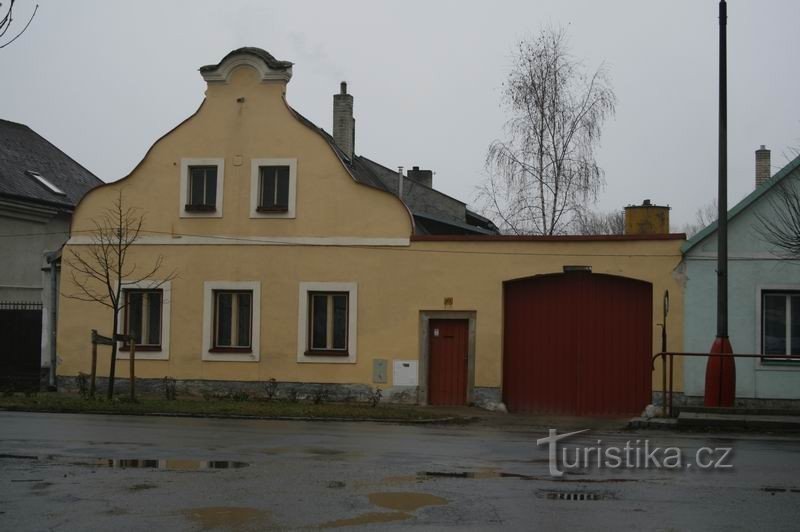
left=503, top=273, right=652, bottom=416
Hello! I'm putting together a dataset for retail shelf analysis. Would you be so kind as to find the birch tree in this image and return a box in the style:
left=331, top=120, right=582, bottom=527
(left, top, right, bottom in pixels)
left=479, top=28, right=616, bottom=235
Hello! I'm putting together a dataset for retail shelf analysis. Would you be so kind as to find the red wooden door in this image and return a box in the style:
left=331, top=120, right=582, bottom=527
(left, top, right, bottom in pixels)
left=503, top=273, right=652, bottom=416
left=428, top=319, right=469, bottom=406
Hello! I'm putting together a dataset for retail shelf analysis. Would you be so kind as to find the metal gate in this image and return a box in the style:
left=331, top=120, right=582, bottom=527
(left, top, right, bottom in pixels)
left=0, top=301, right=43, bottom=390
left=503, top=273, right=652, bottom=416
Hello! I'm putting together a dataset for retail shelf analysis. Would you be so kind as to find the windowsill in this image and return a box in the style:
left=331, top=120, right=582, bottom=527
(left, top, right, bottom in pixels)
left=256, top=206, right=289, bottom=213
left=209, top=347, right=253, bottom=354
left=184, top=204, right=217, bottom=212
left=120, top=345, right=163, bottom=352
left=304, top=350, right=350, bottom=357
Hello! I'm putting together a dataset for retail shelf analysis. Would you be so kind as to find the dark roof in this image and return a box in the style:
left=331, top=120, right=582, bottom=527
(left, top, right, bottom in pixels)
left=200, top=47, right=293, bottom=73
left=0, top=119, right=102, bottom=209
left=285, top=104, right=498, bottom=235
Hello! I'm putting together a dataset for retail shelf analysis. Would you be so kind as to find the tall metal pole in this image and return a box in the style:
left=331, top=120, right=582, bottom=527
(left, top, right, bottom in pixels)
left=705, top=0, right=735, bottom=407
left=717, top=0, right=728, bottom=339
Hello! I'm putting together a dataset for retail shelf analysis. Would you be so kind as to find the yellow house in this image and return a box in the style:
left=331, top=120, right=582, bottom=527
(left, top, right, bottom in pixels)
left=58, top=48, right=685, bottom=415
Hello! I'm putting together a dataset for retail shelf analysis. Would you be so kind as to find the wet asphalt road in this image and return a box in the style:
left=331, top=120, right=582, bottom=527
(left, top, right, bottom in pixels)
left=1, top=411, right=799, bottom=531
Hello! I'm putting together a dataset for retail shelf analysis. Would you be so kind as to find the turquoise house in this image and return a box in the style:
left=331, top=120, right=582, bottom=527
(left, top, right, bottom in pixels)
left=682, top=148, right=800, bottom=406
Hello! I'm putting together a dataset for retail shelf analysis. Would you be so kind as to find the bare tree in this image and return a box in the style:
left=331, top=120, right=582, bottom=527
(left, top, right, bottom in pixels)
left=64, top=191, right=176, bottom=399
left=682, top=199, right=718, bottom=238
left=756, top=180, right=800, bottom=257
left=574, top=209, right=624, bottom=235
left=477, top=27, right=616, bottom=235
left=0, top=1, right=38, bottom=49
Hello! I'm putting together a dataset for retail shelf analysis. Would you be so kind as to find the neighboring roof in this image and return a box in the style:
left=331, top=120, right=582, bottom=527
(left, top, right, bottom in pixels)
left=200, top=47, right=293, bottom=73
left=0, top=119, right=102, bottom=209
left=682, top=152, right=800, bottom=253
left=413, top=233, right=686, bottom=242
left=285, top=105, right=496, bottom=235
left=413, top=212, right=496, bottom=236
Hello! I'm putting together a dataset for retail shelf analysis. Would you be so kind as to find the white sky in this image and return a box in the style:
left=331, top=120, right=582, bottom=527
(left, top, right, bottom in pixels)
left=2, top=0, right=799, bottom=228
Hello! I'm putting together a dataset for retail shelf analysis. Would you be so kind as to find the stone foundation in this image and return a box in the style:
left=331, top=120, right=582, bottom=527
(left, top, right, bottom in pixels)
left=58, top=376, right=419, bottom=405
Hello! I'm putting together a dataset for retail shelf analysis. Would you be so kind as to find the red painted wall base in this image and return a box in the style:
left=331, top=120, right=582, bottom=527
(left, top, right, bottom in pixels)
left=704, top=336, right=736, bottom=407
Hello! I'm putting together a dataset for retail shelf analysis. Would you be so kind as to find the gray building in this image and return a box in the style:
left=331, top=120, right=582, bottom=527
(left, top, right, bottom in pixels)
left=0, top=118, right=101, bottom=388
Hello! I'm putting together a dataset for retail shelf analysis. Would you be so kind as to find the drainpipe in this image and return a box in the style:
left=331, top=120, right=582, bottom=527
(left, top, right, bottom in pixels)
left=46, top=250, right=60, bottom=390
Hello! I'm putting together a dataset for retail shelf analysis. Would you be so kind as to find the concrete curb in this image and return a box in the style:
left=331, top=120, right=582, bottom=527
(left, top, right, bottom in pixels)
left=0, top=406, right=471, bottom=425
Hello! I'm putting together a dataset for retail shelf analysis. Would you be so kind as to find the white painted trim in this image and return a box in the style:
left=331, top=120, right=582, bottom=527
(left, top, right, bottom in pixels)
left=116, top=280, right=171, bottom=361
left=297, top=282, right=357, bottom=364
left=249, top=158, right=297, bottom=219
left=202, top=281, right=261, bottom=362
left=201, top=55, right=293, bottom=84
left=754, top=283, right=800, bottom=372
left=179, top=158, right=225, bottom=218
left=67, top=235, right=410, bottom=247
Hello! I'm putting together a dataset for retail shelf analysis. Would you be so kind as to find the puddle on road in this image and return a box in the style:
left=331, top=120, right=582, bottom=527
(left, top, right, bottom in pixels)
left=320, top=511, right=410, bottom=528
left=319, top=492, right=447, bottom=529
left=368, top=491, right=448, bottom=512
left=0, top=454, right=248, bottom=471
left=182, top=506, right=270, bottom=530
left=92, top=459, right=249, bottom=471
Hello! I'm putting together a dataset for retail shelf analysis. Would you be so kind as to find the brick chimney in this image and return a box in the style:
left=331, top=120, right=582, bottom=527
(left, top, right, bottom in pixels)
left=333, top=81, right=355, bottom=160
left=406, top=166, right=433, bottom=188
left=756, top=145, right=771, bottom=187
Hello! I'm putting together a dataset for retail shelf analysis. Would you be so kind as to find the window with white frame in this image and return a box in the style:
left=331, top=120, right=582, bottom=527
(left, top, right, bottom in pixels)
left=180, top=158, right=224, bottom=218
left=257, top=166, right=290, bottom=212
left=308, top=292, right=349, bottom=354
left=250, top=158, right=296, bottom=218
left=212, top=290, right=253, bottom=351
left=297, top=282, right=357, bottom=363
left=117, top=281, right=171, bottom=360
left=202, top=281, right=260, bottom=362
left=123, top=289, right=163, bottom=349
left=762, top=291, right=800, bottom=360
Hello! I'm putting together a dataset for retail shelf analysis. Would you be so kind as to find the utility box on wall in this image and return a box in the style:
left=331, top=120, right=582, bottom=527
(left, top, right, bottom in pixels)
left=372, top=359, right=387, bottom=384
left=393, top=360, right=418, bottom=386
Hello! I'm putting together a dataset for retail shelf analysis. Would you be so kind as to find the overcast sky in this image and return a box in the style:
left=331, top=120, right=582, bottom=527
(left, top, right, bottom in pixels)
left=2, top=0, right=799, bottom=228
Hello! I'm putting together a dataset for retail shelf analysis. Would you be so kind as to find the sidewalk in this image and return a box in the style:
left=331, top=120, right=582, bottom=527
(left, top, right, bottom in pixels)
left=629, top=406, right=800, bottom=432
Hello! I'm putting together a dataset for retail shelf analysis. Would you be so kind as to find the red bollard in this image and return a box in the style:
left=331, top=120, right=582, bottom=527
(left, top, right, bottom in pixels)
left=704, top=336, right=735, bottom=407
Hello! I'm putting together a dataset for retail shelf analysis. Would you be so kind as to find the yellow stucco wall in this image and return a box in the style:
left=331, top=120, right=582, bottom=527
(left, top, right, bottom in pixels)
left=58, top=240, right=684, bottom=391
left=57, top=56, right=685, bottom=395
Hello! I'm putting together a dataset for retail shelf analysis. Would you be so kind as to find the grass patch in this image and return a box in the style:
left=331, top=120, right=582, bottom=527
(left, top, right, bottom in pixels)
left=0, top=393, right=455, bottom=422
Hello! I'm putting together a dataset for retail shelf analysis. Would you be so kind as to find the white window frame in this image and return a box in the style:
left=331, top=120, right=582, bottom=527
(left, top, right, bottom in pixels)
left=755, top=284, right=800, bottom=371
left=116, top=280, right=171, bottom=361
left=297, top=282, right=357, bottom=364
left=250, top=158, right=297, bottom=219
left=180, top=158, right=224, bottom=218
left=202, top=281, right=260, bottom=362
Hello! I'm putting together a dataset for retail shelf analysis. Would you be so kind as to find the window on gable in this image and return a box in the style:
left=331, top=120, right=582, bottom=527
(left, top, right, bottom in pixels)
left=186, top=165, right=218, bottom=211
left=213, top=290, right=252, bottom=351
left=762, top=291, right=800, bottom=362
left=257, top=166, right=290, bottom=212
left=307, top=292, right=348, bottom=355
left=123, top=289, right=163, bottom=350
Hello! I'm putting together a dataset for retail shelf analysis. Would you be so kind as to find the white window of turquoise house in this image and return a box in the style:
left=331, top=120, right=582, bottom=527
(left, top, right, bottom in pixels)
left=297, top=282, right=357, bottom=363
left=759, top=289, right=800, bottom=363
left=117, top=280, right=171, bottom=361
left=202, top=281, right=260, bottom=362
left=179, top=158, right=224, bottom=218
left=250, top=158, right=297, bottom=218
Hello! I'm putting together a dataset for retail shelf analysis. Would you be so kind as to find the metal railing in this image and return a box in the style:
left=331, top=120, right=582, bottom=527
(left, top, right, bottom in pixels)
left=652, top=351, right=800, bottom=417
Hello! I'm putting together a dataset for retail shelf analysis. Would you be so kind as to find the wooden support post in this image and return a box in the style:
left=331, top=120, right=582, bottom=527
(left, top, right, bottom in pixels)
left=90, top=330, right=98, bottom=399
left=129, top=341, right=136, bottom=402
